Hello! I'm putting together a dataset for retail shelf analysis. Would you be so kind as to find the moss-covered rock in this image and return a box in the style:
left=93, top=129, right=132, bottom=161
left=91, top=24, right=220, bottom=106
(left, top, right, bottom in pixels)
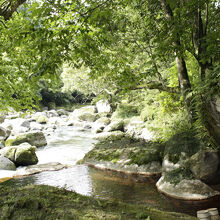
left=164, top=131, right=201, bottom=164
left=36, top=115, right=48, bottom=124
left=68, top=106, right=97, bottom=122
left=14, top=143, right=38, bottom=166
left=82, top=137, right=164, bottom=176
left=0, top=184, right=197, bottom=220
left=94, top=131, right=125, bottom=141
left=5, top=131, right=47, bottom=148
left=78, top=112, right=97, bottom=122
left=0, top=143, right=38, bottom=166
left=104, top=120, right=124, bottom=132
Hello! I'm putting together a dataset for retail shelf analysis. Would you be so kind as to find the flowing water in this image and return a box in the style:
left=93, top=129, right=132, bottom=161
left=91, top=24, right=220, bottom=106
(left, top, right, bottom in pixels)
left=1, top=125, right=220, bottom=217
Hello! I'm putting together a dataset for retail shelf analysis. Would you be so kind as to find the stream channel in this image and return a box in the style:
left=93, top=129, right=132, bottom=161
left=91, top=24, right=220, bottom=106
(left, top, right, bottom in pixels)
left=0, top=125, right=219, bottom=217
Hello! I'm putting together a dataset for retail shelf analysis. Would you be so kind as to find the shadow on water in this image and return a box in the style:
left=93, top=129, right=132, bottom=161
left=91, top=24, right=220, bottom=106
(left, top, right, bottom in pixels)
left=1, top=165, right=220, bottom=217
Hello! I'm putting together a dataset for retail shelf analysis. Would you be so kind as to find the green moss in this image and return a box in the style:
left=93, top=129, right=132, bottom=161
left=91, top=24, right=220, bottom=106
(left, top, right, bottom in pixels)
left=114, top=103, right=139, bottom=119
left=82, top=137, right=164, bottom=166
left=84, top=148, right=122, bottom=162
left=0, top=184, right=197, bottom=220
left=5, top=135, right=26, bottom=146
left=163, top=167, right=194, bottom=185
left=128, top=143, right=164, bottom=166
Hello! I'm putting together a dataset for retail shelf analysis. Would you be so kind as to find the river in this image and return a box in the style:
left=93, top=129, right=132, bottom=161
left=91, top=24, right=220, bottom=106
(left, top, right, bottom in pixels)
left=0, top=125, right=219, bottom=217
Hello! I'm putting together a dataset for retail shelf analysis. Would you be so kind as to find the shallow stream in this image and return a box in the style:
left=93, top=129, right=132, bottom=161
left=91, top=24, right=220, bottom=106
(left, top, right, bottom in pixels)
left=1, top=126, right=219, bottom=216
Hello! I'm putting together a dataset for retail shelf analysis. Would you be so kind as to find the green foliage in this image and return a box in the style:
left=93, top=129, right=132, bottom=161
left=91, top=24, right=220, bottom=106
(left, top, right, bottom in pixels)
left=116, top=103, right=139, bottom=119
left=0, top=0, right=219, bottom=145
left=164, top=131, right=201, bottom=164
left=192, top=65, right=220, bottom=147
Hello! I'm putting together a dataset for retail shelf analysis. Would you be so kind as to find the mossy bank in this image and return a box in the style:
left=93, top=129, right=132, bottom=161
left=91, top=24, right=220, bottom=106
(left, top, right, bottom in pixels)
left=0, top=184, right=197, bottom=220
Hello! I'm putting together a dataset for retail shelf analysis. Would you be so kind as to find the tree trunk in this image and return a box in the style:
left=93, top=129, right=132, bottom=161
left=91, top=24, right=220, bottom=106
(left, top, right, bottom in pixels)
left=160, top=0, right=196, bottom=122
left=176, top=56, right=196, bottom=122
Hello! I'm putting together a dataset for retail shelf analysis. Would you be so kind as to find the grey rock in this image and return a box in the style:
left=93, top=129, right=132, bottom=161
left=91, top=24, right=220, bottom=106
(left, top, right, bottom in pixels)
left=47, top=110, right=59, bottom=117
left=96, top=100, right=111, bottom=113
left=189, top=149, right=220, bottom=184
left=5, top=131, right=47, bottom=148
left=94, top=131, right=124, bottom=141
left=92, top=117, right=111, bottom=133
left=68, top=106, right=97, bottom=122
left=0, top=114, right=5, bottom=123
left=0, top=126, right=11, bottom=140
left=156, top=176, right=220, bottom=200
left=104, top=120, right=124, bottom=132
left=22, top=162, right=66, bottom=175
left=0, top=155, right=16, bottom=170
left=57, top=109, right=69, bottom=116
left=30, top=122, right=42, bottom=131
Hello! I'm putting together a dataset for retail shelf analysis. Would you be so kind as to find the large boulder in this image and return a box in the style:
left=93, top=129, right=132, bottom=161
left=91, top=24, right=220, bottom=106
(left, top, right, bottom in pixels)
left=0, top=143, right=38, bottom=166
left=5, top=131, right=47, bottom=148
left=31, top=112, right=47, bottom=121
left=189, top=149, right=220, bottom=184
left=92, top=117, right=111, bottom=133
left=0, top=155, right=16, bottom=170
left=96, top=100, right=111, bottom=113
left=162, top=155, right=181, bottom=173
left=94, top=131, right=125, bottom=141
left=68, top=106, right=97, bottom=122
left=104, top=120, right=124, bottom=132
left=78, top=113, right=97, bottom=122
left=123, top=118, right=154, bottom=141
left=156, top=176, right=220, bottom=200
left=14, top=143, right=38, bottom=166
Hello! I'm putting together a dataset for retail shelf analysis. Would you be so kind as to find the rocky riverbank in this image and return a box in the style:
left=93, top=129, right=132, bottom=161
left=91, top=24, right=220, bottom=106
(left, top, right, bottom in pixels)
left=0, top=101, right=220, bottom=201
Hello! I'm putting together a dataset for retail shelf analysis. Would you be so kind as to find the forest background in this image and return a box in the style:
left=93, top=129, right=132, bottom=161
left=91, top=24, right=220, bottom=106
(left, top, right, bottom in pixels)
left=0, top=0, right=219, bottom=146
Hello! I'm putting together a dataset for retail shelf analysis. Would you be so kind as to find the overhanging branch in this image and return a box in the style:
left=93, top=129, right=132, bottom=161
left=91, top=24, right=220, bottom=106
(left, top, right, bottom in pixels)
left=130, top=81, right=180, bottom=94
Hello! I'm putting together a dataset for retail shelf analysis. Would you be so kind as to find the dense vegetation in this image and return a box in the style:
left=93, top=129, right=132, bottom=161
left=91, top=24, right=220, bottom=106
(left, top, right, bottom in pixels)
left=0, top=0, right=219, bottom=145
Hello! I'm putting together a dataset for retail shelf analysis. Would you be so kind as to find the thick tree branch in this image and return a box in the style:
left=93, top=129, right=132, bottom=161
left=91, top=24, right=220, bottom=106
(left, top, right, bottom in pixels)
left=130, top=81, right=180, bottom=94
left=0, top=0, right=27, bottom=20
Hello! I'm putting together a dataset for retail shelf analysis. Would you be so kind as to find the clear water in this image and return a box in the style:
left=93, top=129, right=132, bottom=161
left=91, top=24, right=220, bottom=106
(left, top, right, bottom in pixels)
left=36, top=126, right=95, bottom=165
